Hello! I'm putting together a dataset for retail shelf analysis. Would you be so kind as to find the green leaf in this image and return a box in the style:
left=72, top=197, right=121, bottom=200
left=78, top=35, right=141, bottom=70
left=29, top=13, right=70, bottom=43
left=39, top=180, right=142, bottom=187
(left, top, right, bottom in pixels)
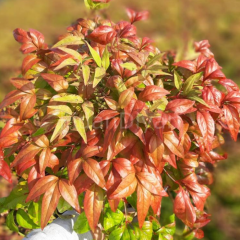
left=183, top=72, right=203, bottom=95
left=32, top=127, right=46, bottom=137
left=28, top=201, right=41, bottom=226
left=121, top=62, right=137, bottom=71
left=146, top=53, right=164, bottom=66
left=73, top=116, right=87, bottom=144
left=50, top=117, right=69, bottom=142
left=106, top=208, right=124, bottom=226
left=82, top=65, right=90, bottom=85
left=0, top=181, right=29, bottom=213
left=174, top=70, right=182, bottom=90
left=52, top=36, right=84, bottom=48
left=48, top=105, right=73, bottom=115
left=82, top=101, right=94, bottom=131
left=57, top=197, right=72, bottom=213
left=93, top=67, right=106, bottom=88
left=54, top=58, right=77, bottom=71
left=127, top=192, right=137, bottom=210
left=84, top=0, right=110, bottom=10
left=57, top=47, right=82, bottom=63
left=54, top=94, right=83, bottom=103
left=86, top=42, right=102, bottom=67
left=188, top=95, right=209, bottom=107
left=102, top=47, right=110, bottom=70
left=6, top=210, right=19, bottom=233
left=150, top=98, right=168, bottom=111
left=141, top=221, right=153, bottom=240
left=109, top=226, right=125, bottom=240
left=103, top=215, right=115, bottom=231
left=16, top=209, right=38, bottom=229
left=73, top=212, right=91, bottom=234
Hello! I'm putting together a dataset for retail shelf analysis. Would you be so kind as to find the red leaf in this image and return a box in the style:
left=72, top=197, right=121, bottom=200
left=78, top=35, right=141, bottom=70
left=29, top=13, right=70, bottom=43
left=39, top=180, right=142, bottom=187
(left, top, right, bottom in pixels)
left=166, top=99, right=195, bottom=114
left=164, top=131, right=184, bottom=158
left=34, top=135, right=50, bottom=148
left=124, top=99, right=145, bottom=128
left=137, top=172, right=166, bottom=196
left=80, top=146, right=102, bottom=159
left=151, top=195, right=162, bottom=216
left=0, top=149, right=12, bottom=183
left=204, top=58, right=225, bottom=80
left=58, top=179, right=80, bottom=213
left=138, top=86, right=169, bottom=102
left=20, top=94, right=37, bottom=120
left=84, top=184, right=104, bottom=232
left=112, top=158, right=135, bottom=178
left=109, top=173, right=137, bottom=199
left=219, top=78, right=239, bottom=92
left=137, top=184, right=151, bottom=228
left=11, top=144, right=41, bottom=168
left=197, top=111, right=215, bottom=151
left=129, top=123, right=146, bottom=145
left=126, top=8, right=149, bottom=24
left=173, top=60, right=196, bottom=72
left=26, top=175, right=58, bottom=202
left=13, top=28, right=47, bottom=54
left=182, top=173, right=210, bottom=211
left=22, top=55, right=41, bottom=76
left=88, top=26, right=116, bottom=45
left=223, top=105, right=240, bottom=141
left=0, top=90, right=25, bottom=109
left=174, top=186, right=196, bottom=227
left=41, top=182, right=60, bottom=229
left=148, top=134, right=164, bottom=168
left=103, top=117, right=120, bottom=152
left=74, top=174, right=93, bottom=194
left=0, top=118, right=21, bottom=148
left=68, top=158, right=83, bottom=184
left=83, top=158, right=105, bottom=188
left=94, top=110, right=119, bottom=124
left=115, top=21, right=137, bottom=38
left=118, top=88, right=134, bottom=109
left=39, top=148, right=52, bottom=174
left=41, top=73, right=68, bottom=92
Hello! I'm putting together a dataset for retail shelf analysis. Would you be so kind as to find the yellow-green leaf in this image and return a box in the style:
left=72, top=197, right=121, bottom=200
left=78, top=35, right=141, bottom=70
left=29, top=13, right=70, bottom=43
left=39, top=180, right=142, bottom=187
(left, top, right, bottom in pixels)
left=52, top=36, right=84, bottom=48
left=174, top=70, right=182, bottom=90
left=82, top=65, right=90, bottom=86
left=93, top=67, right=106, bottom=87
left=102, top=47, right=110, bottom=70
left=183, top=72, right=203, bottom=95
left=58, top=47, right=82, bottom=63
left=121, top=62, right=137, bottom=71
left=54, top=94, right=83, bottom=103
left=47, top=105, right=73, bottom=115
left=54, top=58, right=77, bottom=71
left=73, top=116, right=87, bottom=144
left=82, top=101, right=94, bottom=131
left=86, top=42, right=102, bottom=67
left=50, top=117, right=68, bottom=142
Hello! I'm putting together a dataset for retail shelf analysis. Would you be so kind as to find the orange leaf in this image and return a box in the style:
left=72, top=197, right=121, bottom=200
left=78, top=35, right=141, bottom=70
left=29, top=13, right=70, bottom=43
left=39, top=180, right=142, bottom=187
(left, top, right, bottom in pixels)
left=84, top=184, right=104, bottom=232
left=58, top=179, right=80, bottom=213
left=26, top=175, right=58, bottom=202
left=83, top=158, right=105, bottom=188
left=41, top=182, right=60, bottom=229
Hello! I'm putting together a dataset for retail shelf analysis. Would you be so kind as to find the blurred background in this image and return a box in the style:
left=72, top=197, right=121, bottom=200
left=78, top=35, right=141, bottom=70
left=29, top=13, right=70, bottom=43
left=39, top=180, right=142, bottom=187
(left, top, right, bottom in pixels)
left=0, top=0, right=240, bottom=239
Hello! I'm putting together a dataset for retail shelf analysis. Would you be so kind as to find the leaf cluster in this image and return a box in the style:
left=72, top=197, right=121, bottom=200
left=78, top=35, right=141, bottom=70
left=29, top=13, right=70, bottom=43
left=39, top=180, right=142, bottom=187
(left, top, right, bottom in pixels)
left=0, top=5, right=239, bottom=240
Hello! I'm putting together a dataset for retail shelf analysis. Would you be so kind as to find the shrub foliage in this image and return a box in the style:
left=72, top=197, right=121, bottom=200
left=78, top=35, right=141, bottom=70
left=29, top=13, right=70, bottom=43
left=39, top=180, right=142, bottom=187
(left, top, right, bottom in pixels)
left=0, top=2, right=240, bottom=239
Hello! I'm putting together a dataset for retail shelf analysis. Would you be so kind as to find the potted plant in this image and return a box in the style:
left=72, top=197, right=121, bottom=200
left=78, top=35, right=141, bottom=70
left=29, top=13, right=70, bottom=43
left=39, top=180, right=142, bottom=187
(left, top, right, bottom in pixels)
left=0, top=0, right=239, bottom=239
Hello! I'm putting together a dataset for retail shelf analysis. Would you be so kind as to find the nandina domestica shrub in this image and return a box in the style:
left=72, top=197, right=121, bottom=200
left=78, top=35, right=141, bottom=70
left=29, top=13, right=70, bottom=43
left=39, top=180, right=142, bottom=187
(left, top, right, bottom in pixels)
left=0, top=1, right=240, bottom=239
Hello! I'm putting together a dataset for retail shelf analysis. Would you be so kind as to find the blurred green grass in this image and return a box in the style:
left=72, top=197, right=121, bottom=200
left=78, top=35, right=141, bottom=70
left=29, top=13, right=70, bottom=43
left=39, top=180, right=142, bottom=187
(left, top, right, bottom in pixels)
left=0, top=0, right=240, bottom=239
